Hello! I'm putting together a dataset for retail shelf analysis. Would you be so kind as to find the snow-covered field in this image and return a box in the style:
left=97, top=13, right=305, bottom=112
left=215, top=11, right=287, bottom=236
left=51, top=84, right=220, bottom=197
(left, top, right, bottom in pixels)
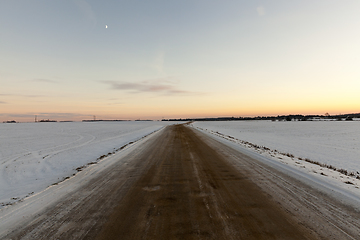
left=193, top=120, right=360, bottom=174
left=0, top=121, right=175, bottom=207
left=192, top=121, right=360, bottom=201
left=2, top=120, right=359, bottom=212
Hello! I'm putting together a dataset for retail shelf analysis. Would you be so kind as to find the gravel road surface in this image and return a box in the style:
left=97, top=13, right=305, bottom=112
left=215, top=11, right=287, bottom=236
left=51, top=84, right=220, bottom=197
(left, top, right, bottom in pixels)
left=4, top=124, right=360, bottom=239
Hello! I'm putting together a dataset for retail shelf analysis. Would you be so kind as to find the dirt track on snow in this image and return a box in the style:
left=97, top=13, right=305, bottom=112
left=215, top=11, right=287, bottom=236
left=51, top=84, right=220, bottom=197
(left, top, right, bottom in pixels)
left=4, top=124, right=360, bottom=239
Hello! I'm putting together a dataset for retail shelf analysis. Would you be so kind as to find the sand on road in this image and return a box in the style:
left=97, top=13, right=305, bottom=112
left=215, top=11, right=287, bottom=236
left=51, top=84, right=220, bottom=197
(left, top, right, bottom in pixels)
left=4, top=124, right=360, bottom=239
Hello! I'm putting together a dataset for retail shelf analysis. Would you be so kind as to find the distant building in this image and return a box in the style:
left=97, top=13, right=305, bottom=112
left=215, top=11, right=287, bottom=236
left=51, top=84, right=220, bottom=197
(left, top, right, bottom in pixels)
left=3, top=120, right=16, bottom=123
left=39, top=119, right=57, bottom=122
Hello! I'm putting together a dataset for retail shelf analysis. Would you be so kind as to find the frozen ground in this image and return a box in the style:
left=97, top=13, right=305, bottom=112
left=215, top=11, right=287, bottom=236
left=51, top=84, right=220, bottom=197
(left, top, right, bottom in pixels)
left=1, top=121, right=360, bottom=238
left=3, top=124, right=360, bottom=239
left=0, top=121, right=176, bottom=207
left=191, top=120, right=360, bottom=202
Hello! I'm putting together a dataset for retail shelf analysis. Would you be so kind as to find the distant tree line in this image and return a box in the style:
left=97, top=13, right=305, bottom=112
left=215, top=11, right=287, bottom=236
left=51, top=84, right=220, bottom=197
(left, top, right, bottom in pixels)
left=82, top=119, right=129, bottom=122
left=162, top=113, right=360, bottom=122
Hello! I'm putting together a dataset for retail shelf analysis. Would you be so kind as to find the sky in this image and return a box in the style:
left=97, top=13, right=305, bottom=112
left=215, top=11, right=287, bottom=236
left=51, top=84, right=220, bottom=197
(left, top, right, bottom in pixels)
left=1, top=0, right=360, bottom=122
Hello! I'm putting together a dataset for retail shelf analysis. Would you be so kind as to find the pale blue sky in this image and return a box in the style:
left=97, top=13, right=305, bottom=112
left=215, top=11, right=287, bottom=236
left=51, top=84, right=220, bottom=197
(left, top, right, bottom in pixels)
left=1, top=1, right=360, bottom=121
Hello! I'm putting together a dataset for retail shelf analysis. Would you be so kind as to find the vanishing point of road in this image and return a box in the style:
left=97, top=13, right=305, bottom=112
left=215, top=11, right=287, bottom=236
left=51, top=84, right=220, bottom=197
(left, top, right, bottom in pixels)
left=4, top=124, right=360, bottom=239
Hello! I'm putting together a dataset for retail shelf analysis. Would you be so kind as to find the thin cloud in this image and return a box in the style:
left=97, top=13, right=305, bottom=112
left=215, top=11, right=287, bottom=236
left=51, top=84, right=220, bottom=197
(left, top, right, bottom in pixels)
left=257, top=6, right=265, bottom=16
left=0, top=101, right=7, bottom=104
left=0, top=112, right=90, bottom=119
left=102, top=80, right=195, bottom=95
left=32, top=79, right=58, bottom=84
left=0, top=113, right=35, bottom=118
left=18, top=94, right=45, bottom=98
left=37, top=112, right=90, bottom=118
left=107, top=102, right=124, bottom=106
left=0, top=93, right=46, bottom=98
left=142, top=76, right=179, bottom=85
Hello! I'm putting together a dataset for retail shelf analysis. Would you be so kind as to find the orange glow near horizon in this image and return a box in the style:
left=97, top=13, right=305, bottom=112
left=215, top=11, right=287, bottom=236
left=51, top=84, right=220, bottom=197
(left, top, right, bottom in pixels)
left=2, top=101, right=359, bottom=123
left=1, top=84, right=359, bottom=122
left=1, top=1, right=360, bottom=123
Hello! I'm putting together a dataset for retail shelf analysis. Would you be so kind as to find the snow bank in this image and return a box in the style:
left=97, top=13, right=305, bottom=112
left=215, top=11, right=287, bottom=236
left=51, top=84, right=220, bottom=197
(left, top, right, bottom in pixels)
left=193, top=121, right=360, bottom=174
left=0, top=121, right=174, bottom=207
left=192, top=121, right=360, bottom=203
